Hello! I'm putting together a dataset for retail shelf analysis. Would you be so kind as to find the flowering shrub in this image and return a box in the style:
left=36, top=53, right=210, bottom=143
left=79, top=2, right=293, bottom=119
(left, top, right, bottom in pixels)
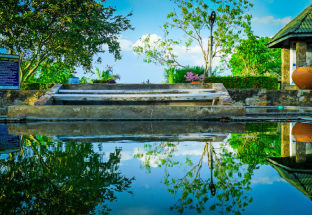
left=184, top=72, right=205, bottom=82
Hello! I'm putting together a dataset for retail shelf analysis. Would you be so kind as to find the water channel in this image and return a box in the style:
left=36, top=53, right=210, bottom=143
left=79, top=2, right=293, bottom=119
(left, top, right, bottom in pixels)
left=1, top=121, right=312, bottom=214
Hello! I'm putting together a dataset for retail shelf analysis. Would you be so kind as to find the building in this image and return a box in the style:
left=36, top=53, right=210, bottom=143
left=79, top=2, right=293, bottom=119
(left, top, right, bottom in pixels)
left=267, top=4, right=312, bottom=90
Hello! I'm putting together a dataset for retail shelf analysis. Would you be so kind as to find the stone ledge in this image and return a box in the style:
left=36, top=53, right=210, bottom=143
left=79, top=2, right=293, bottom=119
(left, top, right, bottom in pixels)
left=7, top=105, right=245, bottom=120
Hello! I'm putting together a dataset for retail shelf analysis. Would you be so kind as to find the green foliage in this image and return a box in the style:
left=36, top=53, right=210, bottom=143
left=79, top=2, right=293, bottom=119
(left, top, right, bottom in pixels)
left=0, top=0, right=134, bottom=83
left=0, top=135, right=134, bottom=214
left=26, top=60, right=77, bottom=84
left=229, top=36, right=281, bottom=77
left=205, top=76, right=278, bottom=89
left=133, top=0, right=254, bottom=77
left=164, top=67, right=175, bottom=84
left=163, top=65, right=221, bottom=83
left=229, top=123, right=281, bottom=165
left=92, top=65, right=120, bottom=83
left=21, top=83, right=56, bottom=90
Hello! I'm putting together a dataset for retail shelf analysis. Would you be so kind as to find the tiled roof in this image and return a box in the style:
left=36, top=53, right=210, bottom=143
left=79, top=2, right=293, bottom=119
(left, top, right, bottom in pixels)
left=267, top=5, right=312, bottom=47
left=269, top=161, right=312, bottom=200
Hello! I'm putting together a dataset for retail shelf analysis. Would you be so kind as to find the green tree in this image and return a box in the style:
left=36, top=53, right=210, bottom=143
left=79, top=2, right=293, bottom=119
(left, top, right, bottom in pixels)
left=0, top=135, right=135, bottom=214
left=0, top=0, right=134, bottom=84
left=229, top=36, right=281, bottom=77
left=133, top=0, right=253, bottom=79
left=26, top=60, right=77, bottom=84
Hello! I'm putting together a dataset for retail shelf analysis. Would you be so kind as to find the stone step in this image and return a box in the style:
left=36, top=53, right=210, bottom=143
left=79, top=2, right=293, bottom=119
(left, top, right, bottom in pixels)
left=52, top=93, right=223, bottom=102
left=58, top=89, right=216, bottom=94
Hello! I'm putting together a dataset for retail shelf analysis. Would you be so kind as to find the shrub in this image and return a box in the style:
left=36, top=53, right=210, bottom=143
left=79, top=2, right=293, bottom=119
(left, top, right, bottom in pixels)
left=21, top=83, right=56, bottom=90
left=164, top=65, right=220, bottom=83
left=205, top=76, right=278, bottom=90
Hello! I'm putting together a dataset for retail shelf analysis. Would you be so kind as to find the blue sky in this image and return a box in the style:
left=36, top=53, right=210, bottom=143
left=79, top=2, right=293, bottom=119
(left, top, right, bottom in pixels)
left=1, top=0, right=312, bottom=83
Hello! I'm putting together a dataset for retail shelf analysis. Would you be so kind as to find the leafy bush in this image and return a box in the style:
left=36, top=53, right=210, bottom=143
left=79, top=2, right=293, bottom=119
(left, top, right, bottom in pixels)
left=26, top=60, right=77, bottom=84
left=205, top=76, right=278, bottom=90
left=21, top=83, right=56, bottom=90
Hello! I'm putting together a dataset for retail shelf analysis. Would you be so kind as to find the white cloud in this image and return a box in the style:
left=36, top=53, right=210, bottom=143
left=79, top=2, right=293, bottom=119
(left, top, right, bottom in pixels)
left=101, top=35, right=135, bottom=52
left=132, top=34, right=162, bottom=52
left=132, top=34, right=221, bottom=69
left=118, top=35, right=134, bottom=51
left=251, top=176, right=286, bottom=184
left=252, top=16, right=292, bottom=26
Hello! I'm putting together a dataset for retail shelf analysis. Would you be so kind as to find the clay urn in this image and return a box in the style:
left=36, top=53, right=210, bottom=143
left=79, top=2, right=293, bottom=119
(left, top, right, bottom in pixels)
left=291, top=123, right=312, bottom=142
left=292, top=67, right=312, bottom=89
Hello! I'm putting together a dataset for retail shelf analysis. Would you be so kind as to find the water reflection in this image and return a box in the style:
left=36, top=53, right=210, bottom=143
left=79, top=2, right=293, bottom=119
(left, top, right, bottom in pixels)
left=2, top=122, right=312, bottom=214
left=268, top=122, right=312, bottom=201
left=134, top=123, right=281, bottom=214
left=0, top=135, right=134, bottom=214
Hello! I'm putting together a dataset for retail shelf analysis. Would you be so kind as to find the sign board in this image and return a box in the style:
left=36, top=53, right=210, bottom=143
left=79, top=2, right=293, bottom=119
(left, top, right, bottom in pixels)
left=0, top=53, right=20, bottom=90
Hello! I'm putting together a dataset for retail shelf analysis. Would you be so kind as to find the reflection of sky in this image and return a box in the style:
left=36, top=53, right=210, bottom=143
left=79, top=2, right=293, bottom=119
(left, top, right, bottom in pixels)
left=88, top=140, right=312, bottom=215
left=4, top=129, right=312, bottom=214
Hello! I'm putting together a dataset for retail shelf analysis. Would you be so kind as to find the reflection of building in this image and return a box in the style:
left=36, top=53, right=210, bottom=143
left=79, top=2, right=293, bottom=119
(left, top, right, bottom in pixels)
left=269, top=162, right=312, bottom=200
left=268, top=122, right=312, bottom=200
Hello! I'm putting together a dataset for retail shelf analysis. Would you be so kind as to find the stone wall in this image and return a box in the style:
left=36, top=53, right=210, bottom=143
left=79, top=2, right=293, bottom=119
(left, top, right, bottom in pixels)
left=1, top=89, right=312, bottom=113
left=0, top=90, right=46, bottom=110
left=228, top=89, right=312, bottom=106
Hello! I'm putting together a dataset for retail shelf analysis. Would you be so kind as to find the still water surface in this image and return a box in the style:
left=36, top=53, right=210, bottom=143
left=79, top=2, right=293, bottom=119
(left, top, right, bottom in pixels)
left=0, top=122, right=311, bottom=214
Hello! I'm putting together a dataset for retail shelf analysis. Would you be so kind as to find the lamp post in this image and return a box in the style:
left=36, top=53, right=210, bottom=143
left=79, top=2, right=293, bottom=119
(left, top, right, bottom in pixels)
left=208, top=11, right=216, bottom=77
left=208, top=142, right=216, bottom=196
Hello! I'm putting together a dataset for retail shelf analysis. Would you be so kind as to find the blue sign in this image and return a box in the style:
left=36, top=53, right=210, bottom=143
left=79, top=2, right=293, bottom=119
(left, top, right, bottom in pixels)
left=0, top=124, right=20, bottom=151
left=0, top=54, right=20, bottom=90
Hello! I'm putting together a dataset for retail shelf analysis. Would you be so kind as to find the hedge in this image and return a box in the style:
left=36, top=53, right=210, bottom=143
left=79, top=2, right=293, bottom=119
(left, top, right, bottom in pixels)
left=21, top=83, right=56, bottom=90
left=205, top=76, right=278, bottom=90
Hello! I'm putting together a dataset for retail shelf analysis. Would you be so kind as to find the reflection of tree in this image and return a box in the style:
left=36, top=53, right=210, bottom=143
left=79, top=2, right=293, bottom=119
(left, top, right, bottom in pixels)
left=135, top=142, right=254, bottom=214
left=229, top=123, right=281, bottom=165
left=0, top=135, right=134, bottom=214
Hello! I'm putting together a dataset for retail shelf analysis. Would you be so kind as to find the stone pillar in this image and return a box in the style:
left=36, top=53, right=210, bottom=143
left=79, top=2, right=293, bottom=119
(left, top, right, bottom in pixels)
left=296, top=40, right=307, bottom=67
left=306, top=142, right=312, bottom=162
left=296, top=142, right=306, bottom=163
left=281, top=123, right=290, bottom=157
left=281, top=48, right=290, bottom=90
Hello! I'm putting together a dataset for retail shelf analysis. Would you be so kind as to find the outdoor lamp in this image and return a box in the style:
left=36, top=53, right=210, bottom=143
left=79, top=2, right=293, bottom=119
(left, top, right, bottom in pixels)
left=209, top=181, right=216, bottom=196
left=209, top=11, right=216, bottom=26
left=207, top=11, right=216, bottom=78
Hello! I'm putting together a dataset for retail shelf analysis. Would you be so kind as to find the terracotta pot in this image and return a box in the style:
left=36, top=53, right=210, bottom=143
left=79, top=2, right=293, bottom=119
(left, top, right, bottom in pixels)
left=292, top=67, right=312, bottom=89
left=291, top=123, right=312, bottom=142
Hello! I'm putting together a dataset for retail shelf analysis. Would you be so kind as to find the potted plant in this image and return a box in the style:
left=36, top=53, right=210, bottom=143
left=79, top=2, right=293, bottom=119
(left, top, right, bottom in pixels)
left=92, top=65, right=120, bottom=84
left=184, top=72, right=205, bottom=83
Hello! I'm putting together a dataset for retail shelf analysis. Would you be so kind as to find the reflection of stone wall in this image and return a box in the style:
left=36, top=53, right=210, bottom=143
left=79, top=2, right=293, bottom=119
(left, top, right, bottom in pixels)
left=228, top=89, right=312, bottom=106
left=0, top=90, right=46, bottom=110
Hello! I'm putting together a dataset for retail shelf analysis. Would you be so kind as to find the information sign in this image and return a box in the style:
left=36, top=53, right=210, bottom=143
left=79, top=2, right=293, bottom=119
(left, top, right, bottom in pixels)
left=0, top=54, right=20, bottom=90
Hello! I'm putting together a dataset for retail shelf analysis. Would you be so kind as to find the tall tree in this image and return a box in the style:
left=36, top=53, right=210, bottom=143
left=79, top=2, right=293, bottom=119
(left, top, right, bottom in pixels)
left=229, top=36, right=282, bottom=77
left=0, top=0, right=134, bottom=84
left=133, top=0, right=253, bottom=79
